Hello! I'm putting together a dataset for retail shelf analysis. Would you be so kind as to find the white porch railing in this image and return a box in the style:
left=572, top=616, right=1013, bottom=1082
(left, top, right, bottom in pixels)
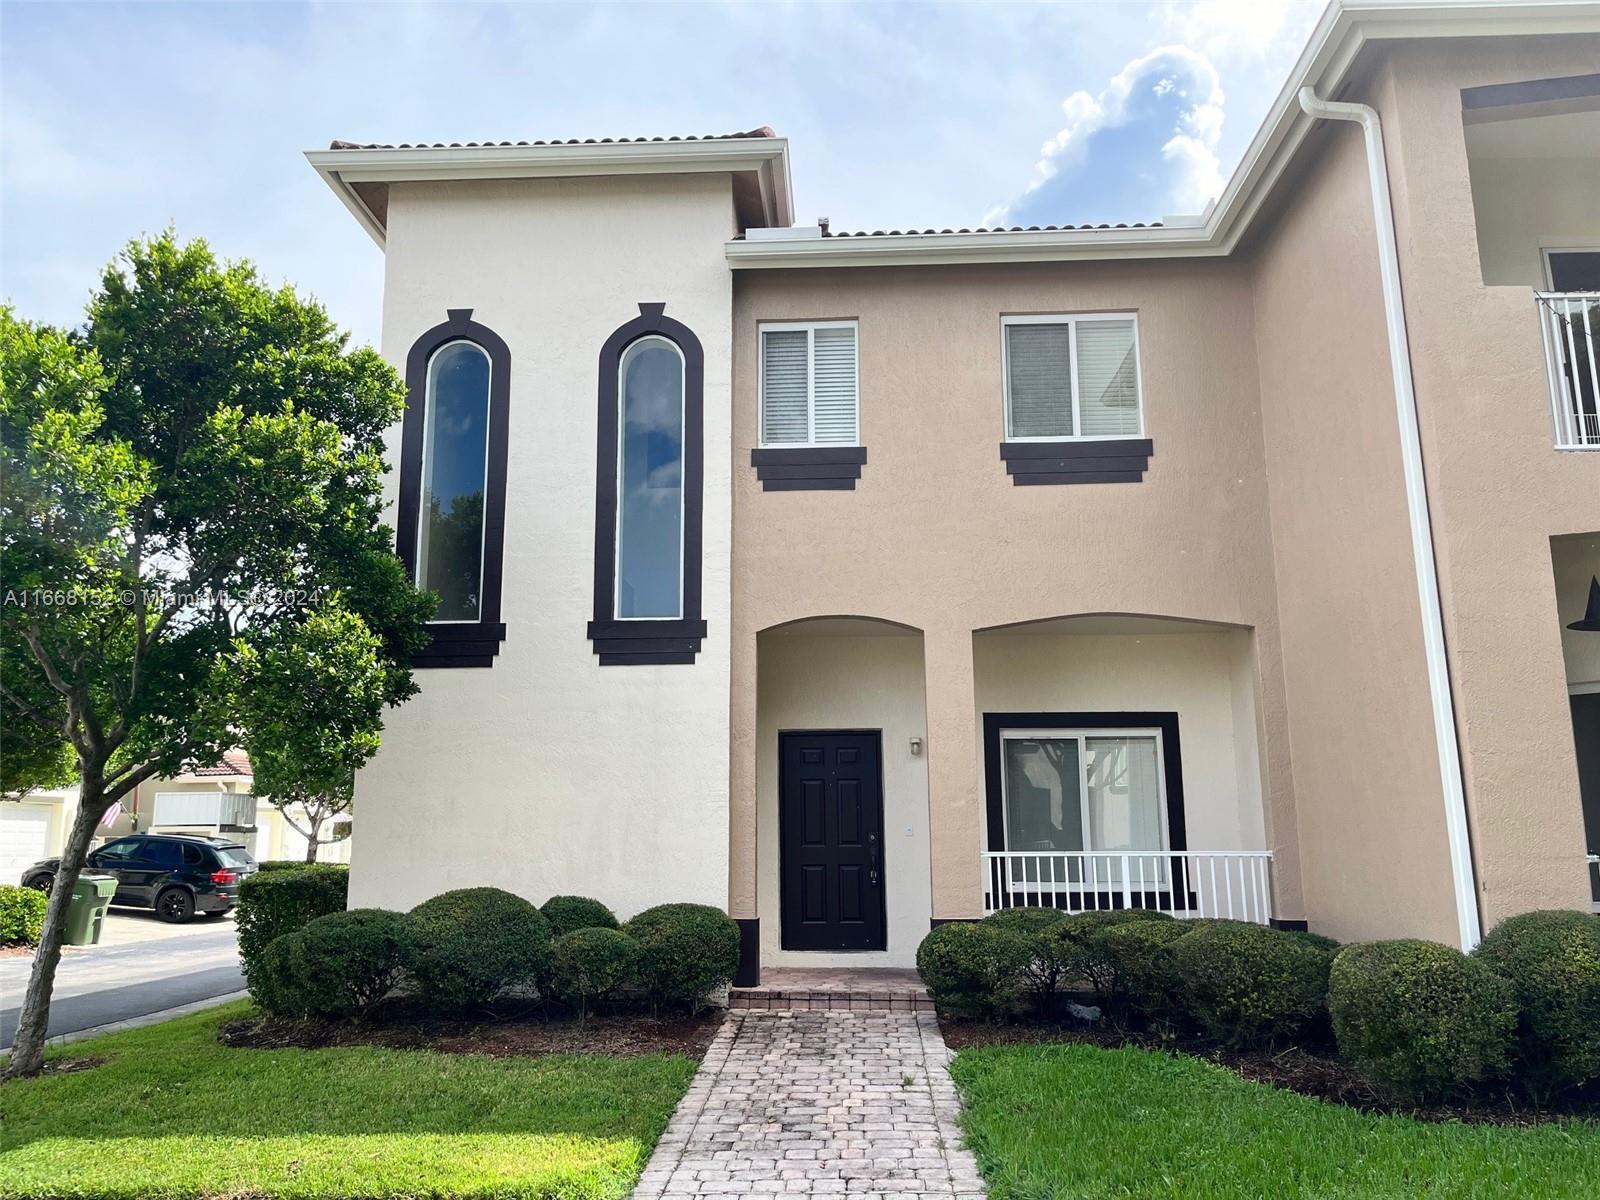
left=981, top=851, right=1274, bottom=924
left=1536, top=292, right=1600, bottom=448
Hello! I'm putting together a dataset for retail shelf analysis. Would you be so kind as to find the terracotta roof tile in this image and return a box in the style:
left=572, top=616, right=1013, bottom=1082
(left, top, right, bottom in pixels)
left=189, top=751, right=253, bottom=778
left=328, top=128, right=776, bottom=151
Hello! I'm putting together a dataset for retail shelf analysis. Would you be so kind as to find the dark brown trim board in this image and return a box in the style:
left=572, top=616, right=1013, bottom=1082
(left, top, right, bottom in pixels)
left=751, top=445, right=867, bottom=490
left=1000, top=438, right=1152, bottom=485
left=1462, top=71, right=1600, bottom=111
left=588, top=303, right=706, bottom=665
left=398, top=309, right=512, bottom=668
left=735, top=918, right=760, bottom=987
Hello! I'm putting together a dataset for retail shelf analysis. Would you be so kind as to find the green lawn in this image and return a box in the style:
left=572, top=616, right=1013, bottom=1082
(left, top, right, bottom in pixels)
left=0, top=1002, right=697, bottom=1200
left=950, top=1043, right=1600, bottom=1200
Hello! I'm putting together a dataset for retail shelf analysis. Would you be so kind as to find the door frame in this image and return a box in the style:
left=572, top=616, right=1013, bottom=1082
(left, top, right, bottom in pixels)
left=777, top=728, right=889, bottom=952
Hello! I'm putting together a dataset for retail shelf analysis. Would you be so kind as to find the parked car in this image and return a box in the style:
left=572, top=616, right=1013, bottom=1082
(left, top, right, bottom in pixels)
left=20, top=834, right=258, bottom=923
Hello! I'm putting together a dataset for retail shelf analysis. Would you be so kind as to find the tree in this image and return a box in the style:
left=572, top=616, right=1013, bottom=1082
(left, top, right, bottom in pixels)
left=0, top=234, right=433, bottom=1077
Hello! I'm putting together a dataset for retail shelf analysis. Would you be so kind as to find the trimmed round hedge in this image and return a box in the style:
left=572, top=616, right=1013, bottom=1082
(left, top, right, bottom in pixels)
left=982, top=908, right=1072, bottom=1014
left=625, top=903, right=740, bottom=1013
left=541, top=895, right=620, bottom=939
left=1039, top=909, right=1176, bottom=997
left=1473, top=909, right=1600, bottom=1101
left=1331, top=939, right=1516, bottom=1104
left=236, top=865, right=350, bottom=995
left=255, top=908, right=410, bottom=1020
left=406, top=887, right=551, bottom=1012
left=549, top=927, right=641, bottom=1017
left=1172, top=921, right=1334, bottom=1049
left=0, top=884, right=48, bottom=947
left=1092, top=920, right=1192, bottom=1024
left=917, top=921, right=1032, bottom=1017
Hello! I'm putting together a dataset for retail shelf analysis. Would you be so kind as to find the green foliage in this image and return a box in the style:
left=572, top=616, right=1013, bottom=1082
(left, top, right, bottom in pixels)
left=1091, top=921, right=1193, bottom=1025
left=982, top=908, right=1073, bottom=1015
left=1330, top=940, right=1516, bottom=1104
left=548, top=927, right=642, bottom=1018
left=1173, top=921, right=1335, bottom=1049
left=1473, top=909, right=1600, bottom=1101
left=1039, top=908, right=1177, bottom=997
left=253, top=860, right=346, bottom=875
left=0, top=884, right=49, bottom=946
left=406, top=888, right=551, bottom=1012
left=255, top=909, right=410, bottom=1021
left=916, top=922, right=1033, bottom=1018
left=624, top=903, right=741, bottom=1014
left=236, top=865, right=350, bottom=1003
left=541, top=895, right=620, bottom=940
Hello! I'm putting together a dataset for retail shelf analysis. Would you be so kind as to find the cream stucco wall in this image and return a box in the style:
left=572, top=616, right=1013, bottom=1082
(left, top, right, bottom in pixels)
left=972, top=628, right=1267, bottom=854
left=1467, top=153, right=1600, bottom=287
left=756, top=627, right=931, bottom=966
left=352, top=173, right=736, bottom=917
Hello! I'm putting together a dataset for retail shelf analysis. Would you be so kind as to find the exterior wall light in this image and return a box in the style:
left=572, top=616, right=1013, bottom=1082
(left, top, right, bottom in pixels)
left=910, top=736, right=923, bottom=756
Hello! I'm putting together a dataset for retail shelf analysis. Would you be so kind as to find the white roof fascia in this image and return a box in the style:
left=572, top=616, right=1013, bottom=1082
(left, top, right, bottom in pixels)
left=725, top=0, right=1600, bottom=270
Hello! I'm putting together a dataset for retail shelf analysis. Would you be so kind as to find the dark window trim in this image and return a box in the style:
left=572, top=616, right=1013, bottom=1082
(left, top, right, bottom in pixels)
left=397, top=309, right=512, bottom=669
left=999, top=438, right=1152, bottom=485
left=588, top=303, right=706, bottom=665
left=751, top=445, right=866, bottom=490
left=982, top=711, right=1188, bottom=853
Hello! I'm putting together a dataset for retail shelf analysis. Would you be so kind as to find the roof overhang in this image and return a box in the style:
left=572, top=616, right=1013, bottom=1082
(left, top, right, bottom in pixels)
left=725, top=0, right=1600, bottom=270
left=307, top=136, right=795, bottom=248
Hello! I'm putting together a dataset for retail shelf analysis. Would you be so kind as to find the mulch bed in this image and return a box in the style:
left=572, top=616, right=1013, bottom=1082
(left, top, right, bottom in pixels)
left=38, top=1055, right=107, bottom=1076
left=219, top=1000, right=723, bottom=1061
left=940, top=1015, right=1600, bottom=1127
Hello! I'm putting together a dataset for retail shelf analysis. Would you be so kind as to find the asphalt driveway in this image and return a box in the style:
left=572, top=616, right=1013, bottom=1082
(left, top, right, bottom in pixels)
left=1, top=909, right=242, bottom=1049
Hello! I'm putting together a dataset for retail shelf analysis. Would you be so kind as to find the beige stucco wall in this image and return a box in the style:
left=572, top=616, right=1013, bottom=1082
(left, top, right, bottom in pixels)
left=756, top=626, right=931, bottom=966
left=1468, top=154, right=1600, bottom=287
left=352, top=173, right=736, bottom=917
left=729, top=259, right=1302, bottom=930
left=1378, top=38, right=1599, bottom=927
left=972, top=628, right=1267, bottom=854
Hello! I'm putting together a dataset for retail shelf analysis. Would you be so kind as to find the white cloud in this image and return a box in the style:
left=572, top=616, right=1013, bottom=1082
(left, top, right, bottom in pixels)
left=1160, top=0, right=1302, bottom=61
left=988, top=44, right=1225, bottom=225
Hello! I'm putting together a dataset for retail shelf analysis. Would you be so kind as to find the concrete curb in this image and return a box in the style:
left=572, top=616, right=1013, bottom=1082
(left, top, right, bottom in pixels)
left=2, top=990, right=248, bottom=1060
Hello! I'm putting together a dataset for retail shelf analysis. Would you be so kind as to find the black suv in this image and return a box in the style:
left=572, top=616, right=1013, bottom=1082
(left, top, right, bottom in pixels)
left=21, top=834, right=258, bottom=923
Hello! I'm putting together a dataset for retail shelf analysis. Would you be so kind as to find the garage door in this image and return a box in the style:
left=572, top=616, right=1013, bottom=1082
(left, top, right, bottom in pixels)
left=0, top=805, right=51, bottom=885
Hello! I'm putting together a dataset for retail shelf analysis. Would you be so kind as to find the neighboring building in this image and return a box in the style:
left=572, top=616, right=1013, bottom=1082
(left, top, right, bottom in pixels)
left=310, top=0, right=1600, bottom=979
left=0, top=753, right=351, bottom=883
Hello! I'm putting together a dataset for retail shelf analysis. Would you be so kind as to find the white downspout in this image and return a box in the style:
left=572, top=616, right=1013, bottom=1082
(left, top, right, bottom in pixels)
left=1296, top=86, right=1481, bottom=950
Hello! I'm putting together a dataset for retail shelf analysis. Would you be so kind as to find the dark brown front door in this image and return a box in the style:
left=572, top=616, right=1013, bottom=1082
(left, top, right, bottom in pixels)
left=779, top=731, right=886, bottom=951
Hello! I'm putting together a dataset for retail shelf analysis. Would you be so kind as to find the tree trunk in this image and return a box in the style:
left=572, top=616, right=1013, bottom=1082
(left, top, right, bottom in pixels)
left=4, top=773, right=109, bottom=1078
left=302, top=815, right=323, bottom=863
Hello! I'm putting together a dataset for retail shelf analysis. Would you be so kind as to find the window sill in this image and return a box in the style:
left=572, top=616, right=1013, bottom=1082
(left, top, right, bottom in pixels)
left=412, top=621, right=507, bottom=669
left=587, top=618, right=707, bottom=665
left=751, top=446, right=867, bottom=490
left=999, top=438, right=1152, bottom=484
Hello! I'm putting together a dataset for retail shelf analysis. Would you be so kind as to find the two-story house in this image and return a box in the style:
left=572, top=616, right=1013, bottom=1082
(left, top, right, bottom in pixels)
left=309, top=0, right=1599, bottom=982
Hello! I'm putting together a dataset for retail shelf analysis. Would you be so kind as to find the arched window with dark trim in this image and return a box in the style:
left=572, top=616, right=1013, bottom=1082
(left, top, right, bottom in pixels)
left=397, top=308, right=511, bottom=667
left=589, top=303, right=705, bottom=664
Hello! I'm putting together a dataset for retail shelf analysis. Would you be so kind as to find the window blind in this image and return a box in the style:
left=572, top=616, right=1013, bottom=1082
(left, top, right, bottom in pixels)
left=760, top=329, right=809, bottom=444
left=1006, top=323, right=1074, bottom=438
left=1076, top=320, right=1139, bottom=436
left=811, top=326, right=858, bottom=445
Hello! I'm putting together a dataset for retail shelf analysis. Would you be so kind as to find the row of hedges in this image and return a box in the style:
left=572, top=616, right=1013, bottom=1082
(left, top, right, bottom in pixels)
left=918, top=907, right=1600, bottom=1106
left=237, top=871, right=740, bottom=1021
left=0, top=884, right=49, bottom=947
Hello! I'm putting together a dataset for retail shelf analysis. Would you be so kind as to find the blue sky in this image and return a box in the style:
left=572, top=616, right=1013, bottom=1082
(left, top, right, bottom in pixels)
left=1, top=0, right=1324, bottom=349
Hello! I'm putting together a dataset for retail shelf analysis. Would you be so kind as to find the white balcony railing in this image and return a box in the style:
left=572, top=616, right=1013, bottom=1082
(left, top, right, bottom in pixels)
left=981, top=850, right=1274, bottom=924
left=1536, top=292, right=1600, bottom=449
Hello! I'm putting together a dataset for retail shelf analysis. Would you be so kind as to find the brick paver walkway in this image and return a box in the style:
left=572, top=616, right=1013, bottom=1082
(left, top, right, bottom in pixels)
left=633, top=1009, right=985, bottom=1198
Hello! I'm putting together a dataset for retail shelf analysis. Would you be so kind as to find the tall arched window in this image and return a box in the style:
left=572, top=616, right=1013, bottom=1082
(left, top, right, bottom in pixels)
left=398, top=309, right=511, bottom=667
left=589, top=304, right=705, bottom=664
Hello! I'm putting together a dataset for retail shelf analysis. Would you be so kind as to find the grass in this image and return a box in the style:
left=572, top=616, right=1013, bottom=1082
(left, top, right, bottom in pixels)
left=0, top=1001, right=697, bottom=1199
left=950, top=1042, right=1600, bottom=1200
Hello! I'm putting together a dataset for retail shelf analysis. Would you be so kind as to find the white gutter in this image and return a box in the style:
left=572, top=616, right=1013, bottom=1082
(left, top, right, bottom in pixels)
left=1296, top=86, right=1482, bottom=950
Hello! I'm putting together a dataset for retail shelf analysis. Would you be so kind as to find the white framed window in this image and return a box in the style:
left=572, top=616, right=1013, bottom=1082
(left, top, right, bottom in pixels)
left=759, top=320, right=859, bottom=447
left=614, top=335, right=687, bottom=620
left=998, top=727, right=1169, bottom=886
left=1002, top=313, right=1143, bottom=441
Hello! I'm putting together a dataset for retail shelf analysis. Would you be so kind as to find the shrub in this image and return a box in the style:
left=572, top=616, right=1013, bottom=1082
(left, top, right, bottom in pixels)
left=0, top=884, right=48, bottom=947
left=406, top=887, right=552, bottom=1012
left=1092, top=920, right=1192, bottom=1026
left=625, top=903, right=741, bottom=1013
left=549, top=927, right=641, bottom=1018
left=236, top=865, right=349, bottom=994
left=1473, top=909, right=1600, bottom=1101
left=254, top=860, right=348, bottom=875
left=1331, top=939, right=1516, bottom=1104
left=252, top=909, right=410, bottom=1020
left=1040, top=908, right=1176, bottom=996
left=1173, top=921, right=1335, bottom=1049
left=541, top=895, right=620, bottom=939
left=983, top=908, right=1071, bottom=1015
left=916, top=921, right=1032, bottom=1018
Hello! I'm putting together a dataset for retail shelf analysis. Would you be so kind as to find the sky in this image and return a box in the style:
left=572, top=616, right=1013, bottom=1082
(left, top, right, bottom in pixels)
left=1, top=0, right=1326, bottom=350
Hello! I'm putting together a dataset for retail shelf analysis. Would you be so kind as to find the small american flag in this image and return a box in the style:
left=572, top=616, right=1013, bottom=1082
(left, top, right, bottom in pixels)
left=99, top=801, right=122, bottom=828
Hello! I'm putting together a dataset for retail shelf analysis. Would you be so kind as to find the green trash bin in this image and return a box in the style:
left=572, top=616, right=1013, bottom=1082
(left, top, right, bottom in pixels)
left=66, top=874, right=118, bottom=946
